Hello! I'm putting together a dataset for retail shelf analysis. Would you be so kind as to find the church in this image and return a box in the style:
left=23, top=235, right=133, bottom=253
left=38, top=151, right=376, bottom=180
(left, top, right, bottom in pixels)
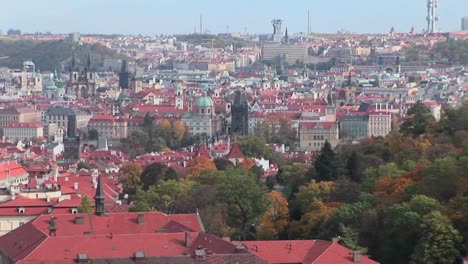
left=181, top=92, right=224, bottom=138
left=66, top=53, right=97, bottom=99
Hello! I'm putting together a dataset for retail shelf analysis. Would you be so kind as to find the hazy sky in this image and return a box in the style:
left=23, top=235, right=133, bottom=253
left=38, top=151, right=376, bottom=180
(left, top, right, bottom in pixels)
left=1, top=0, right=467, bottom=35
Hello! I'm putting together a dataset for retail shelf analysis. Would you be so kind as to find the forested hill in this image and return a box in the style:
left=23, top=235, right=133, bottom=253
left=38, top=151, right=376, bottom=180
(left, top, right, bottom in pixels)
left=0, top=38, right=129, bottom=71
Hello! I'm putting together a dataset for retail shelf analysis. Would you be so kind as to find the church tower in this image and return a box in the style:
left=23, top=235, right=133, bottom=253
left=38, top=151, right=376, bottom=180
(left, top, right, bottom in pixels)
left=119, top=60, right=131, bottom=89
left=326, top=90, right=337, bottom=122
left=94, top=176, right=105, bottom=216
left=175, top=83, right=184, bottom=110
left=231, top=90, right=249, bottom=136
left=67, top=52, right=97, bottom=99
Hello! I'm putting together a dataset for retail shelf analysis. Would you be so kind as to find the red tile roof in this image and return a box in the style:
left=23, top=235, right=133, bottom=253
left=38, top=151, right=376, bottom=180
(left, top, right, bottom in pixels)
left=0, top=162, right=28, bottom=180
left=238, top=240, right=379, bottom=264
left=225, top=143, right=244, bottom=159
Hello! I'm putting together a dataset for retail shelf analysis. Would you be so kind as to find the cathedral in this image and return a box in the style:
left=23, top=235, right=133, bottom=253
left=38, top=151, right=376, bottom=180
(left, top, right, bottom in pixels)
left=67, top=53, right=97, bottom=99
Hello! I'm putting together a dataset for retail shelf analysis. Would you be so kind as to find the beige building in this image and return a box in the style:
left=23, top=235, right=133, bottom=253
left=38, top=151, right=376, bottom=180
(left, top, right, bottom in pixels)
left=368, top=112, right=392, bottom=137
left=42, top=107, right=91, bottom=132
left=3, top=122, right=43, bottom=142
left=88, top=114, right=128, bottom=140
left=0, top=162, right=29, bottom=189
left=299, top=121, right=340, bottom=151
left=0, top=108, right=41, bottom=134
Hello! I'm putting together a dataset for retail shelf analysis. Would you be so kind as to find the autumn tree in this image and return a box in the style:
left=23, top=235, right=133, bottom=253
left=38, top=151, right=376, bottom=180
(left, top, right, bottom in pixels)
left=78, top=196, right=93, bottom=213
left=257, top=191, right=289, bottom=240
left=172, top=120, right=186, bottom=142
left=187, top=156, right=217, bottom=177
left=119, top=163, right=143, bottom=194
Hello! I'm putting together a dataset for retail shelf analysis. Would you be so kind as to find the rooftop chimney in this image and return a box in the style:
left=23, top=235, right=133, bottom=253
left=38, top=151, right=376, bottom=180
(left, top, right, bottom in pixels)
left=75, top=216, right=84, bottom=225
left=184, top=231, right=190, bottom=247
left=352, top=251, right=361, bottom=263
left=137, top=213, right=144, bottom=224
left=48, top=217, right=57, bottom=236
left=74, top=182, right=79, bottom=190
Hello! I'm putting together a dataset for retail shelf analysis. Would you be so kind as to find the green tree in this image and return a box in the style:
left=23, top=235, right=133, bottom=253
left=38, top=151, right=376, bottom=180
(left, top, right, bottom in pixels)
left=218, top=167, right=269, bottom=240
left=140, top=163, right=178, bottom=190
left=314, top=141, right=337, bottom=182
left=237, top=136, right=272, bottom=158
left=339, top=223, right=368, bottom=253
left=78, top=196, right=93, bottom=213
left=400, top=101, right=435, bottom=137
left=410, top=211, right=462, bottom=264
left=347, top=151, right=363, bottom=182
left=131, top=180, right=197, bottom=213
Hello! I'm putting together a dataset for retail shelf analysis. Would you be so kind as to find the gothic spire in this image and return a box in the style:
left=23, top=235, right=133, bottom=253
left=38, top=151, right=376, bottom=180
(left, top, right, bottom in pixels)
left=94, top=175, right=105, bottom=216
left=71, top=51, right=76, bottom=72
left=284, top=27, right=289, bottom=43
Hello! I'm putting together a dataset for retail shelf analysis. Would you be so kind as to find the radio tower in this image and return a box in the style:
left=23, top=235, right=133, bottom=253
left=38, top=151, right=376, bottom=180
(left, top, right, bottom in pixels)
left=426, top=0, right=438, bottom=33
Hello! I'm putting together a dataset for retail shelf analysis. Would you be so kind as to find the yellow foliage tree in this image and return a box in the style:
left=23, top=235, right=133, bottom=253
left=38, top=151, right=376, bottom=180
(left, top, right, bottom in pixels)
left=159, top=119, right=171, bottom=130
left=172, top=120, right=186, bottom=142
left=257, top=191, right=289, bottom=239
left=187, top=156, right=217, bottom=178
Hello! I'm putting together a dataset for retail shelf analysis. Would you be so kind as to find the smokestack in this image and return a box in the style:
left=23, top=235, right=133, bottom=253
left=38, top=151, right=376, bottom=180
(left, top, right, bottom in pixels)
left=308, top=10, right=310, bottom=35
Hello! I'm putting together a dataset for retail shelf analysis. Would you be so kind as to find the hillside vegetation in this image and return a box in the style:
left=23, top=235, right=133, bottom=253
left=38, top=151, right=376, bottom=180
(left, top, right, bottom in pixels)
left=0, top=38, right=129, bottom=71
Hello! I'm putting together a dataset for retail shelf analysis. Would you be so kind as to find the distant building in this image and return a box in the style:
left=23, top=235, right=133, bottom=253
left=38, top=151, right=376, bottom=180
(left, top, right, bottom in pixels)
left=339, top=114, right=369, bottom=139
left=68, top=32, right=81, bottom=43
left=88, top=114, right=128, bottom=140
left=0, top=162, right=29, bottom=189
left=299, top=121, right=340, bottom=151
left=462, top=17, right=468, bottom=31
left=368, top=112, right=392, bottom=137
left=0, top=108, right=41, bottom=134
left=230, top=90, right=249, bottom=136
left=42, top=107, right=91, bottom=132
left=262, top=44, right=308, bottom=65
left=3, top=122, right=43, bottom=142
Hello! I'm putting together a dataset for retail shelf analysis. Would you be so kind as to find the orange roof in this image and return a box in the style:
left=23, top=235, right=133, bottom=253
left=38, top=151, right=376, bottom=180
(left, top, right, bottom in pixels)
left=0, top=162, right=28, bottom=180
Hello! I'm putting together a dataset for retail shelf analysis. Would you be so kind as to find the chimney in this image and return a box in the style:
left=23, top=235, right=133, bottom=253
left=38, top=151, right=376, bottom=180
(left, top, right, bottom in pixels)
left=75, top=216, right=84, bottom=225
left=65, top=177, right=69, bottom=182
left=137, top=213, right=144, bottom=224
left=74, top=182, right=79, bottom=190
left=352, top=251, right=361, bottom=263
left=332, top=237, right=340, bottom=243
left=287, top=243, right=292, bottom=250
left=184, top=232, right=190, bottom=247
left=48, top=217, right=57, bottom=237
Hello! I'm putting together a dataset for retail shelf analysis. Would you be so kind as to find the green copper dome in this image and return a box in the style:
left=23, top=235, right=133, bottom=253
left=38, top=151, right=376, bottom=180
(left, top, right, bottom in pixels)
left=196, top=96, right=214, bottom=108
left=200, top=84, right=208, bottom=91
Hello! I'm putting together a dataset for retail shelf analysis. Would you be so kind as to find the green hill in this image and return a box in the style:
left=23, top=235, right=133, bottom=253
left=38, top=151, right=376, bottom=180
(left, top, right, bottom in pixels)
left=0, top=37, right=130, bottom=71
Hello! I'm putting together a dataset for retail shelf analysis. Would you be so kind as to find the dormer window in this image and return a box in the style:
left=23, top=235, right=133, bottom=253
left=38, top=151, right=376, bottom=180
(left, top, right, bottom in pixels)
left=18, top=207, right=25, bottom=214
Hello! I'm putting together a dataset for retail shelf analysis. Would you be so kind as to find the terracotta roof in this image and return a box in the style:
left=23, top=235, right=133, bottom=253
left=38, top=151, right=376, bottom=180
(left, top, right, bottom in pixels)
left=0, top=162, right=28, bottom=180
left=238, top=240, right=379, bottom=264
left=225, top=144, right=244, bottom=159
left=194, top=144, right=211, bottom=159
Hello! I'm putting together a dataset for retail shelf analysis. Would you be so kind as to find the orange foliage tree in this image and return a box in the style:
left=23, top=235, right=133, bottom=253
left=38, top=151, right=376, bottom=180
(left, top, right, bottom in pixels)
left=187, top=157, right=217, bottom=178
left=257, top=191, right=289, bottom=239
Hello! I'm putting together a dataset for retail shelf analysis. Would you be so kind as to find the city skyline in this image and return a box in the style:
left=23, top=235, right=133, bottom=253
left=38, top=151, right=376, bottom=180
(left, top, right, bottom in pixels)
left=1, top=0, right=467, bottom=35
